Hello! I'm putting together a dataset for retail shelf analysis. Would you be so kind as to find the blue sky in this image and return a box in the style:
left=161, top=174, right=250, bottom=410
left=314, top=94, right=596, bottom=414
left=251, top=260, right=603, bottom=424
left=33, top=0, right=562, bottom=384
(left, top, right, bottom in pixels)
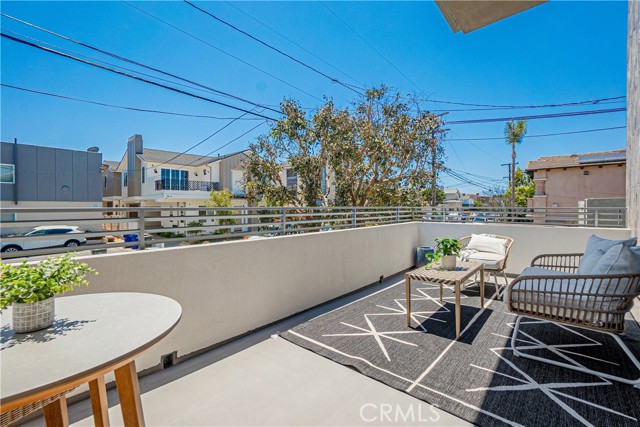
left=0, top=1, right=628, bottom=193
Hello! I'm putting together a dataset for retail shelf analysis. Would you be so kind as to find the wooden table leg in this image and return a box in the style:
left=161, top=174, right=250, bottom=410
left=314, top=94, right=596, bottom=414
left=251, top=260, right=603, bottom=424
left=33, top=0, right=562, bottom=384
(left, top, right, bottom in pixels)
left=115, top=360, right=145, bottom=427
left=89, top=376, right=110, bottom=427
left=43, top=396, right=69, bottom=427
left=455, top=280, right=461, bottom=340
left=480, top=268, right=485, bottom=308
left=405, top=274, right=411, bottom=327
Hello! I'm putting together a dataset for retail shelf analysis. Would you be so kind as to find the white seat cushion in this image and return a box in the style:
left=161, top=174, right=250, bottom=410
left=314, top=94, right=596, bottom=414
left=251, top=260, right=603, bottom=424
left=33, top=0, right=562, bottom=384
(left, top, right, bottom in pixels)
left=460, top=251, right=505, bottom=270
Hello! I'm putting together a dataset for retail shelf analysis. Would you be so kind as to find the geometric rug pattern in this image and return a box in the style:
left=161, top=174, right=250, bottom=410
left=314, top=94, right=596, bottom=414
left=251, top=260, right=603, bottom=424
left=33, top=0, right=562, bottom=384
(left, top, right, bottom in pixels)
left=282, top=279, right=640, bottom=426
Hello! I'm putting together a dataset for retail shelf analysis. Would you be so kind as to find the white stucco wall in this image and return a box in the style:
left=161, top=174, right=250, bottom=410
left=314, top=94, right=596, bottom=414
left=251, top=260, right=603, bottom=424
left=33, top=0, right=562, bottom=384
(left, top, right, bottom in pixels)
left=63, top=221, right=632, bottom=374
left=73, top=223, right=419, bottom=371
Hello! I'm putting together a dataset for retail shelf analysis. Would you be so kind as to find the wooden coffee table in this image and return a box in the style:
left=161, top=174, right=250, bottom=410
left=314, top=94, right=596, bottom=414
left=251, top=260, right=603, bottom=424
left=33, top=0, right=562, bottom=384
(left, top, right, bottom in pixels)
left=405, top=261, right=484, bottom=339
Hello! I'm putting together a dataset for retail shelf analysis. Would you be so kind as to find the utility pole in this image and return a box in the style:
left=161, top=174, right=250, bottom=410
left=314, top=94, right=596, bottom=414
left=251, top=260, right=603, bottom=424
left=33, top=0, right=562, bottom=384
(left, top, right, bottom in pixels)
left=500, top=163, right=511, bottom=182
left=501, top=162, right=518, bottom=205
left=430, top=131, right=439, bottom=207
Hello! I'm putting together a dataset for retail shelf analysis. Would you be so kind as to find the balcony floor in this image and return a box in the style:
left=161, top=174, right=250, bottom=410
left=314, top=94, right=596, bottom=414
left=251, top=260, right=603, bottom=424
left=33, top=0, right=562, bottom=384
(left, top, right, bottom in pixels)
left=22, top=273, right=468, bottom=427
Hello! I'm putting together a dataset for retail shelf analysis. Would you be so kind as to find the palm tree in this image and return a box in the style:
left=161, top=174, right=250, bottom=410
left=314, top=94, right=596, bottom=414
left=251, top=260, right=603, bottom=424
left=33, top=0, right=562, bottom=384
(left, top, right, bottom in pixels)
left=504, top=120, right=527, bottom=207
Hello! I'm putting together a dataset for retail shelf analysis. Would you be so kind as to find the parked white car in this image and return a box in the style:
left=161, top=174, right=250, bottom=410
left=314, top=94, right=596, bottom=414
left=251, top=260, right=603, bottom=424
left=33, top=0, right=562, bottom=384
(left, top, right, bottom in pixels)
left=0, top=226, right=87, bottom=253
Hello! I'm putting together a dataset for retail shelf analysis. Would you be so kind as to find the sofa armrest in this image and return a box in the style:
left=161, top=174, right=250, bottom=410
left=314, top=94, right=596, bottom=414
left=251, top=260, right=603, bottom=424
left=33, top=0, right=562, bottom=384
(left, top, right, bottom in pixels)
left=530, top=253, right=583, bottom=273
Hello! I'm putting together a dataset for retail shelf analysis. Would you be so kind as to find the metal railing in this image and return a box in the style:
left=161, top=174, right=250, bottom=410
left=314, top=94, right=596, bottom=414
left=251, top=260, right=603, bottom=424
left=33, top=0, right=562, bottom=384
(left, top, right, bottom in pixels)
left=0, top=205, right=626, bottom=259
left=155, top=180, right=219, bottom=192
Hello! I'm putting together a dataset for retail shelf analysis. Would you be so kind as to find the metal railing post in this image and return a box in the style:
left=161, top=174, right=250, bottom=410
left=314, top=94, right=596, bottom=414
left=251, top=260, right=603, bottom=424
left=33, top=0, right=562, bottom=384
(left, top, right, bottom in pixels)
left=395, top=207, right=400, bottom=223
left=138, top=209, right=146, bottom=250
left=280, top=208, right=286, bottom=235
left=352, top=208, right=357, bottom=228
left=595, top=209, right=599, bottom=228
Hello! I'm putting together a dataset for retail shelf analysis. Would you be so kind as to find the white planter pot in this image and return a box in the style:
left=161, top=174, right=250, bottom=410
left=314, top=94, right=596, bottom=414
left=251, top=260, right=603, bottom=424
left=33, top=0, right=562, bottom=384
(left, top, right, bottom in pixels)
left=441, top=255, right=457, bottom=270
left=12, top=298, right=55, bottom=334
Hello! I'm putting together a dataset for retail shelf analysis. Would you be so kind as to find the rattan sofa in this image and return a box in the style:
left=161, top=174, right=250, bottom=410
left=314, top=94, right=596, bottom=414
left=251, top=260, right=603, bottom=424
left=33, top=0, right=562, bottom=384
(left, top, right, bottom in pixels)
left=506, top=252, right=640, bottom=388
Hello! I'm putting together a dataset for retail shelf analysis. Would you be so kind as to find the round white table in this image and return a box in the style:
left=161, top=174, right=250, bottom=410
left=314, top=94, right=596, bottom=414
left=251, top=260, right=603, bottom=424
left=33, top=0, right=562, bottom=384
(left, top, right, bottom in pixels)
left=1, top=293, right=182, bottom=427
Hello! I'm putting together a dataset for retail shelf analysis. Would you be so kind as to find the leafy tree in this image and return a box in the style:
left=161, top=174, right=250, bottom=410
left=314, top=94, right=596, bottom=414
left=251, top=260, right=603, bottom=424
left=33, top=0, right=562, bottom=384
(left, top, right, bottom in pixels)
left=504, top=120, right=527, bottom=206
left=473, top=200, right=484, bottom=207
left=503, top=168, right=535, bottom=207
left=246, top=86, right=447, bottom=207
left=186, top=221, right=203, bottom=236
left=206, top=189, right=237, bottom=235
left=421, top=186, right=445, bottom=206
left=482, top=185, right=506, bottom=207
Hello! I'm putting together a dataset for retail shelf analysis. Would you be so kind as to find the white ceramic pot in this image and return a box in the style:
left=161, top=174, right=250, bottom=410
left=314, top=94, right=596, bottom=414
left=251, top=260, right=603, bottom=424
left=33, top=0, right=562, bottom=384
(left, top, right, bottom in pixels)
left=441, top=255, right=457, bottom=270
left=12, top=298, right=55, bottom=334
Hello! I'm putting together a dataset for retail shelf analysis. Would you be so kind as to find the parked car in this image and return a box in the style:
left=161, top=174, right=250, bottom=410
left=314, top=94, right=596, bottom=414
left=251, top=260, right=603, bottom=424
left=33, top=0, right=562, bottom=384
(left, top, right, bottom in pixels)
left=0, top=226, right=87, bottom=253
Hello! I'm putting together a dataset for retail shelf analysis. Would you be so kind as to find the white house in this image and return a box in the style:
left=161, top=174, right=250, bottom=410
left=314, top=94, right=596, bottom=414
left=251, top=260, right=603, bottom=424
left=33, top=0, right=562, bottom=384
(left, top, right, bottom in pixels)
left=103, top=134, right=250, bottom=230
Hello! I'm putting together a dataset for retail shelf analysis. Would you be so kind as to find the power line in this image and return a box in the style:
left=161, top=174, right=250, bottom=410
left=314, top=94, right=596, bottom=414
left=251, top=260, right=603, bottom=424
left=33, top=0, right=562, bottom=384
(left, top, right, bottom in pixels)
left=445, top=125, right=626, bottom=141
left=319, top=1, right=423, bottom=94
left=419, top=95, right=626, bottom=109
left=181, top=120, right=266, bottom=168
left=155, top=113, right=261, bottom=168
left=182, top=0, right=363, bottom=96
left=224, top=1, right=364, bottom=88
left=1, top=28, right=248, bottom=100
left=446, top=107, right=625, bottom=125
left=121, top=1, right=322, bottom=103
left=442, top=170, right=494, bottom=192
left=1, top=83, right=265, bottom=120
left=1, top=32, right=279, bottom=121
left=1, top=12, right=281, bottom=115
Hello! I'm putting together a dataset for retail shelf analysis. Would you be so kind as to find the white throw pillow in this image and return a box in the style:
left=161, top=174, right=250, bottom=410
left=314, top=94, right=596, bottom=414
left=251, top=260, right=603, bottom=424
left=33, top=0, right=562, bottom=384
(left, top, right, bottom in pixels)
left=466, top=234, right=507, bottom=256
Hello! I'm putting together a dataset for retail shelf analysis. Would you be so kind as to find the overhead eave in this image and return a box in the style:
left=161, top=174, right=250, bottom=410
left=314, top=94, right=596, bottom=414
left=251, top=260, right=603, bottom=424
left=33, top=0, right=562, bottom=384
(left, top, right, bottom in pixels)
left=435, top=0, right=547, bottom=34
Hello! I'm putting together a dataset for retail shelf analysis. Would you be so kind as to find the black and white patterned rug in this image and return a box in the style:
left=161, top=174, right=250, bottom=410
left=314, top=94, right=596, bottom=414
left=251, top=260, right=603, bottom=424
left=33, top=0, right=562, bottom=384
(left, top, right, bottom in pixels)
left=282, top=279, right=640, bottom=426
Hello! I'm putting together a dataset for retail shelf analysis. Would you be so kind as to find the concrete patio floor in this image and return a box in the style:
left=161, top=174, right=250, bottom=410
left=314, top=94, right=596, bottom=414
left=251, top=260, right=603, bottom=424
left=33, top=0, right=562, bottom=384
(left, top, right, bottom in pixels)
left=21, top=272, right=469, bottom=426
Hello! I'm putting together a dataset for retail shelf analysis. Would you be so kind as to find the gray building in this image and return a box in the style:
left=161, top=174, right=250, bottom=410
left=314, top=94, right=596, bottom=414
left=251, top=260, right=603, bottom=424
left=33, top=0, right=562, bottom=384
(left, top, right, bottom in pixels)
left=0, top=141, right=103, bottom=231
left=1, top=141, right=102, bottom=203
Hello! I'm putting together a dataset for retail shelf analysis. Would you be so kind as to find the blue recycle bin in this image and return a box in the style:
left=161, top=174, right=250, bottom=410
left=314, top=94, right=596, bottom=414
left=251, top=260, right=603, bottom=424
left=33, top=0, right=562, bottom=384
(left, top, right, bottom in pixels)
left=415, top=246, right=435, bottom=267
left=123, top=233, right=139, bottom=250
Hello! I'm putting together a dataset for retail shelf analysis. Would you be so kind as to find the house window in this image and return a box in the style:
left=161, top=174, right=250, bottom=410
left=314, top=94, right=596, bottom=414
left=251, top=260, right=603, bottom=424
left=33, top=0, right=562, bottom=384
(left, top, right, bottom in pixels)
left=286, top=169, right=297, bottom=191
left=0, top=212, right=16, bottom=222
left=142, top=167, right=146, bottom=184
left=161, top=168, right=188, bottom=190
left=231, top=169, right=244, bottom=196
left=104, top=175, right=108, bottom=189
left=0, top=164, right=15, bottom=184
left=124, top=172, right=128, bottom=187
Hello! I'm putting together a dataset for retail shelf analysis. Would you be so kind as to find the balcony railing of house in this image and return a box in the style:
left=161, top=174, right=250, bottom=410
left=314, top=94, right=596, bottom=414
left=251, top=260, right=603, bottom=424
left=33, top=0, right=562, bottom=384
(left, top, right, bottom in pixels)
left=155, top=180, right=220, bottom=192
left=0, top=205, right=627, bottom=259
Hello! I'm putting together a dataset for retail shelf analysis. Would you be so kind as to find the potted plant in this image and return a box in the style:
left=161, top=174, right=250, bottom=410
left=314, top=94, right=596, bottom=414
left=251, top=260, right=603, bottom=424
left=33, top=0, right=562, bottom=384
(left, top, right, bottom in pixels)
left=425, top=237, right=463, bottom=270
left=0, top=253, right=97, bottom=333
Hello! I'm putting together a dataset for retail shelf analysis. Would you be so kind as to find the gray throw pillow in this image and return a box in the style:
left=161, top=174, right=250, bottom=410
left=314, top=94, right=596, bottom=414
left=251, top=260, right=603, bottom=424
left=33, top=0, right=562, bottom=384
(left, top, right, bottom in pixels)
left=577, top=235, right=637, bottom=275
left=591, top=244, right=640, bottom=276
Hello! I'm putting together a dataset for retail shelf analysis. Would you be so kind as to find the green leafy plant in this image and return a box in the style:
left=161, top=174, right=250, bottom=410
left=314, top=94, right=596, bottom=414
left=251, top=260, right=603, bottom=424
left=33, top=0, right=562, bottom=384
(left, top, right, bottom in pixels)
left=425, top=237, right=463, bottom=267
left=186, top=221, right=204, bottom=236
left=0, top=253, right=97, bottom=309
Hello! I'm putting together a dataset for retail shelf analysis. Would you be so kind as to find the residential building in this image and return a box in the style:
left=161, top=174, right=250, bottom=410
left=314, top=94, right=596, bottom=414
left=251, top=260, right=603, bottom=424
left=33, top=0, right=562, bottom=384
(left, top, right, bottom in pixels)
left=104, top=134, right=250, bottom=229
left=442, top=188, right=462, bottom=207
left=0, top=141, right=103, bottom=234
left=525, top=149, right=626, bottom=211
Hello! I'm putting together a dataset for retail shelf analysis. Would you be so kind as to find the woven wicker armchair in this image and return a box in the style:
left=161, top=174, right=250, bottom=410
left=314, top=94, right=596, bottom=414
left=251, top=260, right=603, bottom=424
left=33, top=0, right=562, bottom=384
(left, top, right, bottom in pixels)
left=459, top=234, right=514, bottom=296
left=506, top=252, right=640, bottom=388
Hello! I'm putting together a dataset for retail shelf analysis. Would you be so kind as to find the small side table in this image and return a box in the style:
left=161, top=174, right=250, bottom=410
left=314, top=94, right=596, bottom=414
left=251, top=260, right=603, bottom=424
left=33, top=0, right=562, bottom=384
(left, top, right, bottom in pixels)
left=405, top=261, right=484, bottom=339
